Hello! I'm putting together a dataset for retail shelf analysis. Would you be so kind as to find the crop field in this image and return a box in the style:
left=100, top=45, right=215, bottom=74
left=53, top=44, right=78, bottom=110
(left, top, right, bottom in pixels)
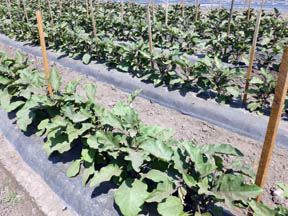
left=0, top=0, right=288, bottom=216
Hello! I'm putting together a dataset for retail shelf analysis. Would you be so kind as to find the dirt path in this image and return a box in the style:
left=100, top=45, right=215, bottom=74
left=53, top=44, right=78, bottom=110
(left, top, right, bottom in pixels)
left=0, top=160, right=45, bottom=216
left=0, top=132, right=76, bottom=216
left=0, top=42, right=287, bottom=213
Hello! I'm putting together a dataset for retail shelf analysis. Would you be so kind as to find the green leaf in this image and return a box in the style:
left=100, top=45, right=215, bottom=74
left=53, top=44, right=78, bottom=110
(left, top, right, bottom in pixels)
left=124, top=149, right=149, bottom=172
left=216, top=174, right=263, bottom=208
left=182, top=142, right=216, bottom=177
left=115, top=179, right=150, bottom=216
left=157, top=196, right=185, bottom=216
left=183, top=173, right=197, bottom=187
left=117, top=61, right=130, bottom=72
left=202, top=144, right=243, bottom=156
left=82, top=54, right=91, bottom=64
left=144, top=169, right=171, bottom=183
left=64, top=79, right=81, bottom=95
left=140, top=138, right=173, bottom=162
left=276, top=183, right=288, bottom=199
left=250, top=77, right=264, bottom=85
left=90, top=163, right=122, bottom=187
left=4, top=101, right=25, bottom=112
left=15, top=50, right=24, bottom=64
left=146, top=180, right=175, bottom=203
left=226, top=87, right=240, bottom=98
left=66, top=123, right=93, bottom=143
left=127, top=89, right=142, bottom=105
left=84, top=83, right=97, bottom=103
left=49, top=69, right=62, bottom=92
left=66, top=159, right=81, bottom=178
left=248, top=200, right=276, bottom=216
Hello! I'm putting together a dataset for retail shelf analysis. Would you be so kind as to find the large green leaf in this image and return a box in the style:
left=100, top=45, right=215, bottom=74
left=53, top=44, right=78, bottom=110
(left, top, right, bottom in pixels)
left=66, top=159, right=81, bottom=178
left=115, top=179, right=150, bottom=216
left=182, top=142, right=216, bottom=177
left=202, top=144, right=243, bottom=156
left=90, top=163, right=122, bottom=187
left=84, top=83, right=96, bottom=103
left=248, top=200, right=276, bottom=216
left=124, top=149, right=149, bottom=172
left=157, top=196, right=186, bottom=216
left=140, top=138, right=173, bottom=162
left=49, top=69, right=62, bottom=92
left=216, top=174, right=263, bottom=208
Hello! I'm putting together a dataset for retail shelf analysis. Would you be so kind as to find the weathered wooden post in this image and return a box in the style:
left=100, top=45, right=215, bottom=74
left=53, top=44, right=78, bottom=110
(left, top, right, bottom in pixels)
left=36, top=11, right=53, bottom=97
left=242, top=0, right=265, bottom=105
left=255, top=46, right=288, bottom=202
left=22, top=0, right=30, bottom=23
left=165, top=0, right=169, bottom=25
left=195, top=0, right=200, bottom=21
left=182, top=0, right=184, bottom=18
left=48, top=0, right=54, bottom=27
left=147, top=4, right=154, bottom=69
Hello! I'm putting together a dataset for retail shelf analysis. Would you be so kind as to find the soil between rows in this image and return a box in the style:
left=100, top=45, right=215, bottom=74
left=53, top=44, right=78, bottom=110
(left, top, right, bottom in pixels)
left=0, top=41, right=287, bottom=214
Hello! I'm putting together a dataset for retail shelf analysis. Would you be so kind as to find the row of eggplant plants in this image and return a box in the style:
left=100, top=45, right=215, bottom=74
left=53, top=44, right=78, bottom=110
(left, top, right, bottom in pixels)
left=0, top=0, right=287, bottom=115
left=1, top=49, right=288, bottom=216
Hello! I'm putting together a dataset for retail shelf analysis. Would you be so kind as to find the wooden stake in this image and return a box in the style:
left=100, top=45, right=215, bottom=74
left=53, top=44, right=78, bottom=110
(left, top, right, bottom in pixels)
left=48, top=0, right=54, bottom=27
left=97, top=0, right=100, bottom=9
left=6, top=0, right=12, bottom=21
left=151, top=0, right=154, bottom=20
left=227, top=0, right=235, bottom=35
left=147, top=5, right=154, bottom=69
left=90, top=0, right=98, bottom=50
left=121, top=0, right=124, bottom=22
left=85, top=0, right=89, bottom=16
left=255, top=46, right=288, bottom=202
left=242, top=10, right=261, bottom=106
left=58, top=0, right=62, bottom=16
left=195, top=0, right=199, bottom=21
left=36, top=11, right=53, bottom=97
left=242, top=0, right=265, bottom=105
left=22, top=0, right=29, bottom=23
left=165, top=0, right=168, bottom=26
left=182, top=0, right=184, bottom=18
left=247, top=0, right=252, bottom=20
left=38, top=0, right=41, bottom=10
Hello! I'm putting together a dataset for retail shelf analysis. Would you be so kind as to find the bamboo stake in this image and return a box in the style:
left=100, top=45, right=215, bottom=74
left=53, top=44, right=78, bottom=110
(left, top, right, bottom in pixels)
left=242, top=10, right=261, bottom=105
left=247, top=0, right=252, bottom=20
left=22, top=0, right=29, bottom=23
left=195, top=0, right=199, bottom=21
left=151, top=0, right=154, bottom=20
left=165, top=0, right=168, bottom=26
left=211, top=0, right=214, bottom=9
left=6, top=0, right=12, bottom=21
left=182, top=0, right=184, bottom=18
left=48, top=0, right=54, bottom=27
left=227, top=0, right=235, bottom=35
left=242, top=0, right=265, bottom=105
left=85, top=0, right=89, bottom=16
left=97, top=0, right=100, bottom=9
left=90, top=0, right=98, bottom=50
left=147, top=5, right=154, bottom=69
left=38, top=0, right=41, bottom=10
left=58, top=0, right=62, bottom=16
left=219, top=0, right=221, bottom=8
left=121, top=0, right=124, bottom=22
left=36, top=11, right=53, bottom=97
left=255, top=46, right=288, bottom=202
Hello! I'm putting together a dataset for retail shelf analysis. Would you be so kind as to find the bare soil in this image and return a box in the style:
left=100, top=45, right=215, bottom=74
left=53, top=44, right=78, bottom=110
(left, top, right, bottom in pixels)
left=0, top=41, right=287, bottom=215
left=0, top=157, right=45, bottom=216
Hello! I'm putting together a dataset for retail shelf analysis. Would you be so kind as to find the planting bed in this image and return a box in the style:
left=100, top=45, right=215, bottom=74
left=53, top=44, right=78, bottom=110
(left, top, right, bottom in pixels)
left=0, top=41, right=287, bottom=216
